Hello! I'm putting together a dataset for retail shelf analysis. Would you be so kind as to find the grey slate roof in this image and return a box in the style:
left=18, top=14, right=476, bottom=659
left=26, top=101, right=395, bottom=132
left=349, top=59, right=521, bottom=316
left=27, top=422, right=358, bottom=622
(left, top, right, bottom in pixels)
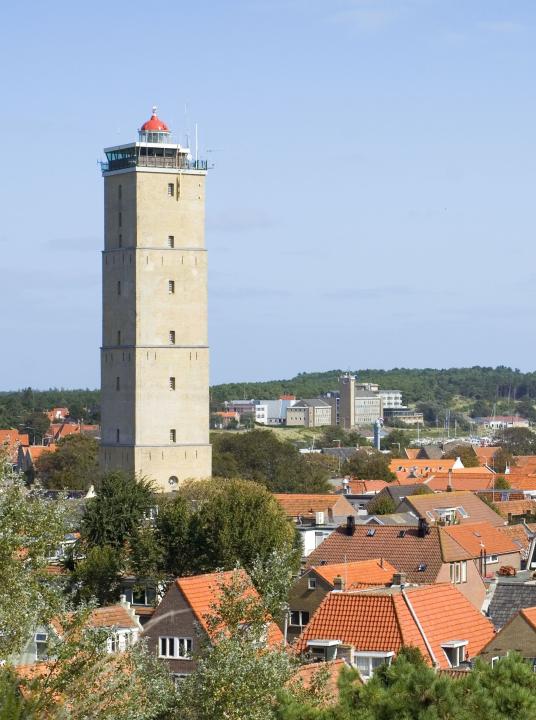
left=487, top=582, right=536, bottom=629
left=381, top=484, right=433, bottom=504
left=417, top=445, right=444, bottom=460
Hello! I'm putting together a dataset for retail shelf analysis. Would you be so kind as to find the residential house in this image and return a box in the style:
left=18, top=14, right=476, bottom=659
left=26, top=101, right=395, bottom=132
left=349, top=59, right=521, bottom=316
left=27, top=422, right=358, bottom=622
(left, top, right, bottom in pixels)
left=0, top=429, right=29, bottom=464
left=487, top=582, right=536, bottom=629
left=47, top=423, right=100, bottom=443
left=370, top=483, right=433, bottom=510
left=211, top=411, right=240, bottom=428
left=142, top=571, right=283, bottom=678
left=442, top=522, right=521, bottom=575
left=472, top=446, right=501, bottom=468
left=119, top=576, right=161, bottom=625
left=479, top=606, right=536, bottom=668
left=306, top=520, right=487, bottom=609
left=11, top=602, right=141, bottom=666
left=285, top=559, right=398, bottom=643
left=396, top=491, right=506, bottom=528
left=286, top=399, right=332, bottom=428
left=17, top=444, right=57, bottom=475
left=224, top=400, right=258, bottom=418
left=294, top=584, right=495, bottom=679
left=416, top=445, right=444, bottom=460
left=493, top=499, right=536, bottom=522
left=46, top=407, right=69, bottom=422
left=274, top=493, right=358, bottom=557
left=496, top=523, right=536, bottom=564
left=389, top=458, right=461, bottom=483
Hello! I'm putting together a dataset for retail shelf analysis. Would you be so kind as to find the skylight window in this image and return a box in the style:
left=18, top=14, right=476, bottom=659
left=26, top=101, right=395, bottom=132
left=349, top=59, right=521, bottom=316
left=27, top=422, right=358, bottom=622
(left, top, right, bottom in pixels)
left=417, top=563, right=427, bottom=572
left=366, top=528, right=376, bottom=537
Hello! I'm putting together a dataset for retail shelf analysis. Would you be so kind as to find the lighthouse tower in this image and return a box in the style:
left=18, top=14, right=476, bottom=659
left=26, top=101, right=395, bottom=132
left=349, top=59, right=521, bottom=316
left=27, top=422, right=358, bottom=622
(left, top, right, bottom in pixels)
left=100, top=108, right=211, bottom=490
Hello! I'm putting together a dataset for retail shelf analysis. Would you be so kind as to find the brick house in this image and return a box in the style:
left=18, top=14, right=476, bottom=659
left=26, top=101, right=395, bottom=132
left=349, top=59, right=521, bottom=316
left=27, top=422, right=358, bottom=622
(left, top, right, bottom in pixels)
left=479, top=605, right=536, bottom=668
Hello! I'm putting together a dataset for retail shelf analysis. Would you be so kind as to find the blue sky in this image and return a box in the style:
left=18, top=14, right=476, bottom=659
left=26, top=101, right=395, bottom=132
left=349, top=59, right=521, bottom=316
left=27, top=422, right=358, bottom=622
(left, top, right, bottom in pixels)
left=1, top=0, right=535, bottom=389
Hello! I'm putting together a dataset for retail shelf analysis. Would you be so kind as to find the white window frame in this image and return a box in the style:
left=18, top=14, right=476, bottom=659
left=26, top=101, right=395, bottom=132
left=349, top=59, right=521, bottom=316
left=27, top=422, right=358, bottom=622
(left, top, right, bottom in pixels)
left=491, top=656, right=500, bottom=667
left=354, top=651, right=394, bottom=680
left=450, top=561, right=467, bottom=584
left=167, top=183, right=174, bottom=197
left=159, top=636, right=192, bottom=659
left=441, top=640, right=468, bottom=668
left=308, top=576, right=317, bottom=590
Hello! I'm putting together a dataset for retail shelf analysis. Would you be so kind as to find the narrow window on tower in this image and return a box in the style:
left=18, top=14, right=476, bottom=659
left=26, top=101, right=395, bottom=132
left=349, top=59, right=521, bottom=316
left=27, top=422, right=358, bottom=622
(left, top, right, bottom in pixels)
left=169, top=330, right=176, bottom=345
left=118, top=212, right=122, bottom=227
left=168, top=235, right=174, bottom=248
left=116, top=376, right=120, bottom=391
left=170, top=429, right=176, bottom=443
left=169, top=377, right=176, bottom=390
left=168, top=280, right=175, bottom=294
left=116, top=428, right=120, bottom=443
left=117, top=281, right=121, bottom=296
left=167, top=183, right=174, bottom=197
left=117, top=330, right=121, bottom=345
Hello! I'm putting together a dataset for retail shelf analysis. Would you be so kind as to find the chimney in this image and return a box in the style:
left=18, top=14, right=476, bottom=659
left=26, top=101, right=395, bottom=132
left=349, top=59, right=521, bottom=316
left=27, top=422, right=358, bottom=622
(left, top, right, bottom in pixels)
left=346, top=515, right=356, bottom=536
left=392, top=572, right=407, bottom=587
left=418, top=517, right=429, bottom=538
left=333, top=575, right=345, bottom=591
left=447, top=470, right=452, bottom=492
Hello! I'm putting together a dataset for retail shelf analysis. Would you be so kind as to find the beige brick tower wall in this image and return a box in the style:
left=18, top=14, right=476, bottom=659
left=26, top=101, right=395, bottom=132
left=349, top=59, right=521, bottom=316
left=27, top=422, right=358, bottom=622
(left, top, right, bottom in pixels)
left=100, top=165, right=211, bottom=490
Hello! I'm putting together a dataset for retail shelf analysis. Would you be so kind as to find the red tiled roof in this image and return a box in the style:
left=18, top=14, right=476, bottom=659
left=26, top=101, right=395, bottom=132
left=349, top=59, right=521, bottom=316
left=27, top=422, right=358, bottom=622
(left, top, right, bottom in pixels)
left=311, top=558, right=399, bottom=589
left=176, top=571, right=283, bottom=646
left=27, top=444, right=57, bottom=461
left=494, top=499, right=536, bottom=518
left=341, top=479, right=390, bottom=494
left=520, top=606, right=536, bottom=631
left=306, top=524, right=470, bottom=584
left=442, top=522, right=519, bottom=557
left=88, top=605, right=139, bottom=629
left=295, top=584, right=494, bottom=669
left=0, top=429, right=29, bottom=461
left=292, top=659, right=351, bottom=700
left=274, top=493, right=354, bottom=518
left=424, top=475, right=497, bottom=492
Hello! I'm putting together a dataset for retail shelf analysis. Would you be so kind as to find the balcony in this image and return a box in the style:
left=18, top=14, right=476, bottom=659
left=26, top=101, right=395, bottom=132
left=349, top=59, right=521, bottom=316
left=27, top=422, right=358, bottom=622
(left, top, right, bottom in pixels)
left=101, top=154, right=208, bottom=173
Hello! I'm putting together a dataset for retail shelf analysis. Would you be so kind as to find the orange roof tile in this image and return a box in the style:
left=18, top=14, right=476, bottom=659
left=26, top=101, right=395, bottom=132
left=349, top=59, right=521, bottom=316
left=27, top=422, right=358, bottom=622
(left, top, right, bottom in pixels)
left=494, top=499, right=536, bottom=518
left=292, top=659, right=351, bottom=700
left=0, top=429, right=29, bottom=461
left=442, top=522, right=519, bottom=557
left=88, top=605, right=139, bottom=630
left=274, top=493, right=354, bottom=518
left=405, top=449, right=420, bottom=459
left=27, top=444, right=57, bottom=461
left=295, top=584, right=494, bottom=669
left=312, top=559, right=399, bottom=589
left=176, top=571, right=283, bottom=646
left=342, top=479, right=390, bottom=494
left=520, top=606, right=536, bottom=631
left=424, top=475, right=497, bottom=492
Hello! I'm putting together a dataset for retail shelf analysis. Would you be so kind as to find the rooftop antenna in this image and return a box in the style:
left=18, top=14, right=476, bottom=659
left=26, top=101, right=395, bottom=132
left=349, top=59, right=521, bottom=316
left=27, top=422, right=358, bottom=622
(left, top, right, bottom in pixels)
left=195, top=122, right=198, bottom=164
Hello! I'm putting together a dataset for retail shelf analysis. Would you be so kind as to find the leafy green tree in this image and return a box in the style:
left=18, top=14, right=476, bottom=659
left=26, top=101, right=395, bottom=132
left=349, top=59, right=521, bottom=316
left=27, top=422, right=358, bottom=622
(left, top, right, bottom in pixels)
left=493, top=476, right=510, bottom=490
left=186, top=478, right=301, bottom=574
left=35, top=434, right=99, bottom=491
left=343, top=449, right=396, bottom=481
left=0, top=450, right=67, bottom=659
left=315, top=425, right=370, bottom=448
left=471, top=399, right=493, bottom=418
left=250, top=548, right=297, bottom=624
left=69, top=545, right=124, bottom=605
left=155, top=493, right=192, bottom=577
left=381, top=429, right=411, bottom=454
left=443, top=444, right=479, bottom=467
left=496, top=427, right=536, bottom=455
left=212, top=430, right=331, bottom=493
left=492, top=447, right=515, bottom=473
left=365, top=494, right=396, bottom=515
left=21, top=410, right=50, bottom=445
left=516, top=399, right=536, bottom=422
left=81, top=471, right=154, bottom=549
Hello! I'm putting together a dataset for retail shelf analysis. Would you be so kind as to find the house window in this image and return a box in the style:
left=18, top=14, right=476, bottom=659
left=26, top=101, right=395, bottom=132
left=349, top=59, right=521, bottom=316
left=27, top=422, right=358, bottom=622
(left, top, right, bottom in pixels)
left=486, top=555, right=499, bottom=564
left=169, top=330, right=176, bottom=344
left=441, top=641, right=468, bottom=668
left=168, top=280, right=175, bottom=294
left=117, top=280, right=121, bottom=295
left=107, top=633, right=119, bottom=653
left=168, top=235, right=175, bottom=248
left=167, top=183, right=174, bottom=197
left=308, top=577, right=317, bottom=590
left=289, top=610, right=310, bottom=627
left=354, top=652, right=394, bottom=680
left=116, top=428, right=120, bottom=443
left=436, top=508, right=457, bottom=525
left=449, top=561, right=467, bottom=584
left=159, top=636, right=192, bottom=659
left=169, top=377, right=176, bottom=390
left=131, top=585, right=157, bottom=606
left=116, top=376, right=120, bottom=391
left=170, top=429, right=176, bottom=443
left=35, top=632, right=48, bottom=661
left=169, top=475, right=178, bottom=486
left=491, top=656, right=501, bottom=668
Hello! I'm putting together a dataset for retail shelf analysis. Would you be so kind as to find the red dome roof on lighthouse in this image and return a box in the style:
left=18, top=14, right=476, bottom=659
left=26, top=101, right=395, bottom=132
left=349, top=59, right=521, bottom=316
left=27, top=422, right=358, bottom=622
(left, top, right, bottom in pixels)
left=140, top=106, right=170, bottom=132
